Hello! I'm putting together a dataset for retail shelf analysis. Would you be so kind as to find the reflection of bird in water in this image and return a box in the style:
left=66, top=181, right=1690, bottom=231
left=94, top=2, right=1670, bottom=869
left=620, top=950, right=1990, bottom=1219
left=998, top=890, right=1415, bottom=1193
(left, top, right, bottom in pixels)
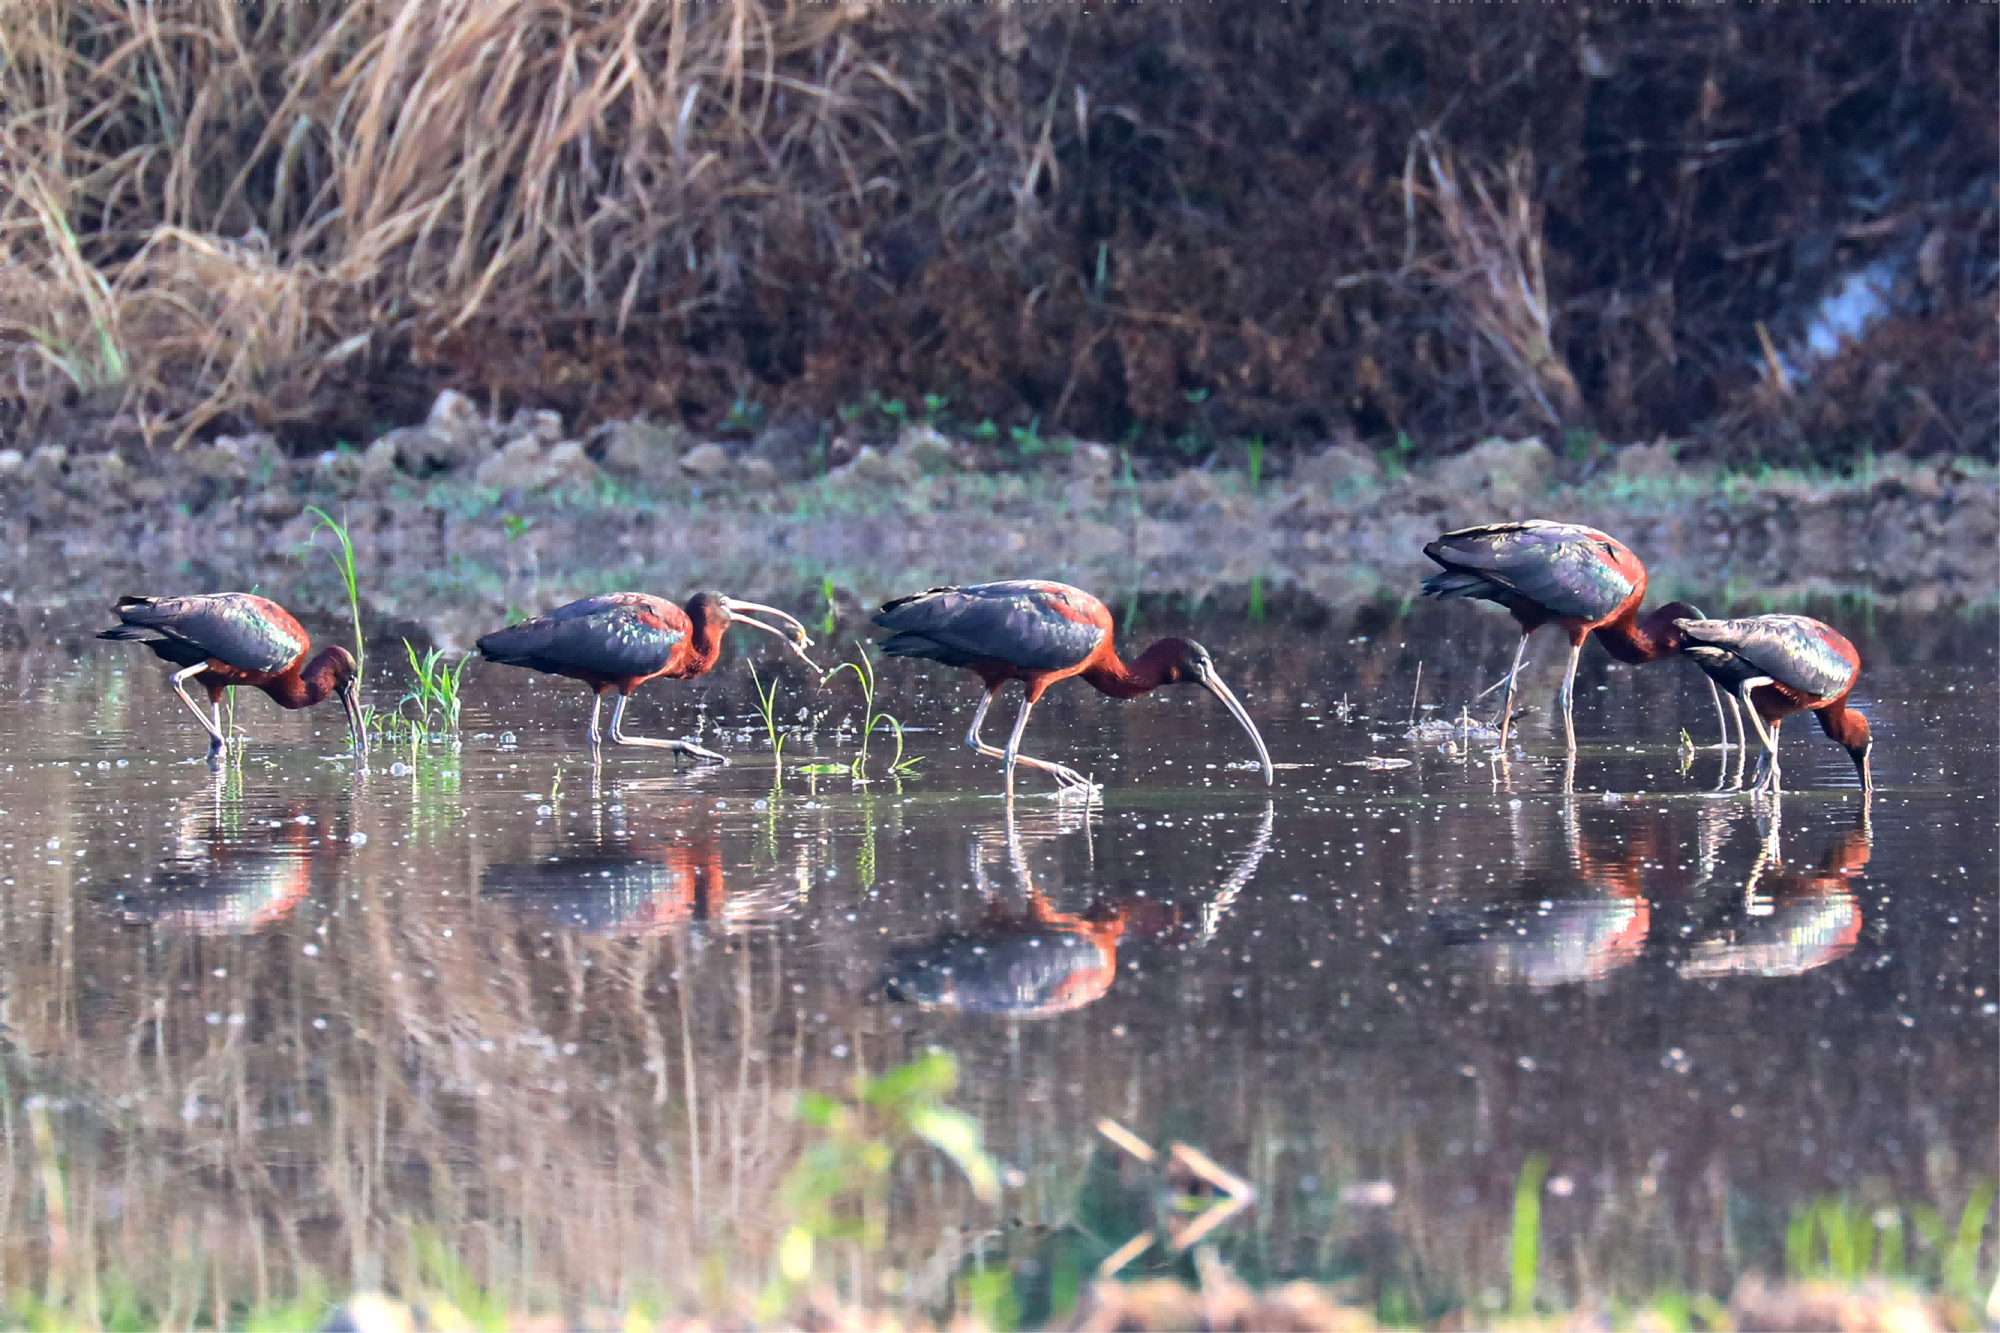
left=1678, top=802, right=1870, bottom=980
left=1431, top=800, right=1662, bottom=988
left=882, top=803, right=1274, bottom=1018
left=481, top=821, right=798, bottom=935
left=119, top=793, right=329, bottom=935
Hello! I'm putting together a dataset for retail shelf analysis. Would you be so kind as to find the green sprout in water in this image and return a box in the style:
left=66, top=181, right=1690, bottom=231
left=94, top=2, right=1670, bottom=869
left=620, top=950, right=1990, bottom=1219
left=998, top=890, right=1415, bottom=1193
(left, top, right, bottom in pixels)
left=747, top=659, right=786, bottom=773
left=305, top=506, right=366, bottom=686
left=826, top=642, right=919, bottom=781
left=399, top=640, right=472, bottom=738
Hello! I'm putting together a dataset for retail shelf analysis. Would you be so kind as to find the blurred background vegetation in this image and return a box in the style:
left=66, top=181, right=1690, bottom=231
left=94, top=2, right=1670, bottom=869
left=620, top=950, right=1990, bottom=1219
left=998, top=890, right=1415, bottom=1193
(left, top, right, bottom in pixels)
left=1, top=0, right=1992, bottom=470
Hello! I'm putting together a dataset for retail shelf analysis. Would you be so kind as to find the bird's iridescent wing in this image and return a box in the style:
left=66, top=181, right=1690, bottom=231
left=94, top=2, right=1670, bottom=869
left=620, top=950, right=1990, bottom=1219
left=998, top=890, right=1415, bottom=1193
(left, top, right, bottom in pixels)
left=108, top=594, right=308, bottom=673
left=1676, top=615, right=1856, bottom=700
left=477, top=594, right=685, bottom=680
left=874, top=581, right=1106, bottom=672
left=1425, top=522, right=1636, bottom=622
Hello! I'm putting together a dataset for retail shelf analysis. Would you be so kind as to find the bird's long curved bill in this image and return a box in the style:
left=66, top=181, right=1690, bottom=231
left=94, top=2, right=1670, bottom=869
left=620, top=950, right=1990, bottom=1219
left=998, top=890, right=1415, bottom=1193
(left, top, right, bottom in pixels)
left=1202, top=673, right=1274, bottom=785
left=723, top=600, right=822, bottom=671
left=341, top=683, right=368, bottom=760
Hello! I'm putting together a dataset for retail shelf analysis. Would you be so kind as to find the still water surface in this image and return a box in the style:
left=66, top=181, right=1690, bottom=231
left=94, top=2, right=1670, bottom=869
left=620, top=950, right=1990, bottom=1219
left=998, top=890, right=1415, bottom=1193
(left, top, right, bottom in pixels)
left=0, top=596, right=1991, bottom=1319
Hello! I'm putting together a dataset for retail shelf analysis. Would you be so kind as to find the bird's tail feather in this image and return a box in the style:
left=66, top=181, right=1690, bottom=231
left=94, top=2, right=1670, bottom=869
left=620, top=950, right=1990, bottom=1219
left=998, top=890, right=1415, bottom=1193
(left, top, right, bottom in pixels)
left=475, top=626, right=543, bottom=664
left=96, top=624, right=160, bottom=642
left=1420, top=570, right=1491, bottom=600
left=876, top=632, right=945, bottom=661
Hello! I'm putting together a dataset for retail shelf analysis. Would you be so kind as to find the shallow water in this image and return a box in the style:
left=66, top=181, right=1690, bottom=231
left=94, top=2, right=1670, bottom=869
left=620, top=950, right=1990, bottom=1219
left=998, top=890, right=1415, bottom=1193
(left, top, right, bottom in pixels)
left=0, top=595, right=1992, bottom=1320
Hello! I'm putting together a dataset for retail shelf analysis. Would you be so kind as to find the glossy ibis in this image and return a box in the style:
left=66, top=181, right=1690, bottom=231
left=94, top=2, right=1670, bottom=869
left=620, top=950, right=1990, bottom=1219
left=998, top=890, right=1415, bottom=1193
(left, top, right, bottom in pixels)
left=97, top=593, right=364, bottom=765
left=1422, top=520, right=1722, bottom=751
left=1674, top=614, right=1873, bottom=793
left=476, top=591, right=817, bottom=762
left=872, top=580, right=1273, bottom=796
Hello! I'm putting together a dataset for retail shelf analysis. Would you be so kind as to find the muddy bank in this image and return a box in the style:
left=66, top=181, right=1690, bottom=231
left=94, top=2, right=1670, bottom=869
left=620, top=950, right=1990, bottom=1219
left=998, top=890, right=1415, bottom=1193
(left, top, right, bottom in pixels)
left=314, top=1273, right=1971, bottom=1332
left=0, top=414, right=1992, bottom=646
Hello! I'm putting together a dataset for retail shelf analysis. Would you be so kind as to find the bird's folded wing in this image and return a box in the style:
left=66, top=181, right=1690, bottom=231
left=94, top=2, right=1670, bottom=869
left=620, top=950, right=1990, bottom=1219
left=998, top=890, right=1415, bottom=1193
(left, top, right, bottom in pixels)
left=875, top=585, right=1104, bottom=671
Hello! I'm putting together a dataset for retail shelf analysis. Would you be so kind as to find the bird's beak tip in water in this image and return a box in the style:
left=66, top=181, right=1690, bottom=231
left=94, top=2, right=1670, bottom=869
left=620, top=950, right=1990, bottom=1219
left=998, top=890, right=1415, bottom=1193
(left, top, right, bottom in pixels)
left=1200, top=669, right=1274, bottom=785
left=341, top=681, right=368, bottom=759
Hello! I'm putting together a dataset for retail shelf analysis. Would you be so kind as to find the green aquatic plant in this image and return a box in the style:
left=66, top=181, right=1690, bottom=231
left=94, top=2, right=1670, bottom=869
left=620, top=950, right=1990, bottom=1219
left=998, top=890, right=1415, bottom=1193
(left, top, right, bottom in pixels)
left=820, top=574, right=839, bottom=638
left=826, top=642, right=919, bottom=781
left=304, top=506, right=366, bottom=686
left=747, top=658, right=786, bottom=772
left=399, top=640, right=471, bottom=737
left=1787, top=1184, right=1995, bottom=1305
left=765, top=1051, right=999, bottom=1317
left=1509, top=1151, right=1549, bottom=1318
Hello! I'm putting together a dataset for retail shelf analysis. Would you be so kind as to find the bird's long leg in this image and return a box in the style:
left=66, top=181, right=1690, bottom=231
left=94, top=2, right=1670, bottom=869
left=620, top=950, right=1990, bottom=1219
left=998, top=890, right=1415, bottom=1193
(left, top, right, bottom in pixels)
left=1000, top=695, right=1038, bottom=800
left=587, top=692, right=605, bottom=762
left=1491, top=632, right=1531, bottom=750
left=1705, top=677, right=1731, bottom=751
left=964, top=682, right=1003, bottom=753
left=1728, top=694, right=1750, bottom=790
left=607, top=693, right=728, bottom=764
left=1733, top=678, right=1780, bottom=794
left=966, top=683, right=1094, bottom=794
left=1559, top=641, right=1584, bottom=753
left=170, top=664, right=229, bottom=763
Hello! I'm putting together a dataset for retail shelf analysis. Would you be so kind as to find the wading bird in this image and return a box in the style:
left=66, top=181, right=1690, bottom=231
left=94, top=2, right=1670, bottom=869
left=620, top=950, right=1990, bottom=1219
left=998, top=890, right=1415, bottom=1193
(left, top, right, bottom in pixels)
left=98, top=594, right=364, bottom=765
left=476, top=592, right=817, bottom=762
left=872, top=580, right=1273, bottom=796
left=1421, top=520, right=1721, bottom=751
left=1674, top=614, right=1872, bottom=794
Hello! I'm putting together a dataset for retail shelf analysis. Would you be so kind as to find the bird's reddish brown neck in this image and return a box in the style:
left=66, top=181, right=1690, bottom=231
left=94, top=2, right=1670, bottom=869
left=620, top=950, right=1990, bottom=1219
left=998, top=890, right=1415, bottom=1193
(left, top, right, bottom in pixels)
left=682, top=603, right=729, bottom=675
left=1080, top=638, right=1183, bottom=699
left=1595, top=602, right=1692, bottom=664
left=1814, top=698, right=1869, bottom=749
left=262, top=649, right=347, bottom=709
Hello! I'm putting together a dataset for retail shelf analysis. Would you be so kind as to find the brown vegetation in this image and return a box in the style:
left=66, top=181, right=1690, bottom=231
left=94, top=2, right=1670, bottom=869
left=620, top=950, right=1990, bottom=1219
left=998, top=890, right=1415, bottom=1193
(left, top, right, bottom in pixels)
left=0, top=2, right=1993, bottom=466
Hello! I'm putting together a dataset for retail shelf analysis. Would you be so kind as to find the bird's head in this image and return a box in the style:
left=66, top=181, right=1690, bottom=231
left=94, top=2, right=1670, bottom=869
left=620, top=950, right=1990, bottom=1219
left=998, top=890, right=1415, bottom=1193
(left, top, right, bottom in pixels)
left=691, top=591, right=821, bottom=672
left=1146, top=638, right=1274, bottom=785
left=1147, top=637, right=1213, bottom=687
left=315, top=645, right=367, bottom=760
left=1653, top=602, right=1706, bottom=649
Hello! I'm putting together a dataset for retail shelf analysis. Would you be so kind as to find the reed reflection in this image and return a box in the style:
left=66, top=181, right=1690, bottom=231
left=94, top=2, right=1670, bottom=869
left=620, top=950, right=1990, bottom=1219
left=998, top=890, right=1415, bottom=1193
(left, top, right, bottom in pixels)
left=883, top=803, right=1274, bottom=1017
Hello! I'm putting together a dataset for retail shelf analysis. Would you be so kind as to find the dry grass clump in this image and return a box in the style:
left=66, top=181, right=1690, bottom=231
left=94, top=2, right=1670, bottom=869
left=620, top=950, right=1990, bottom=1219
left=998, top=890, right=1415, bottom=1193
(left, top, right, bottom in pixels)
left=0, top=2, right=1992, bottom=464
